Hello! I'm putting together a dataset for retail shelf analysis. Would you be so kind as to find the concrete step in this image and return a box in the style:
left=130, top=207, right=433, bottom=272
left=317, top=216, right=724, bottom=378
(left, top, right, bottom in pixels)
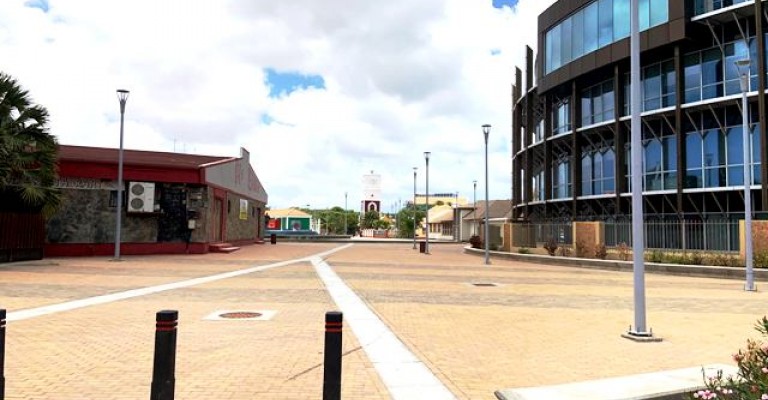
left=209, top=243, right=241, bottom=253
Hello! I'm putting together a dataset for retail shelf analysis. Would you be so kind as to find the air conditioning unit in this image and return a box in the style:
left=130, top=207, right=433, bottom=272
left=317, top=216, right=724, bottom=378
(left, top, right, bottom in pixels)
left=127, top=182, right=155, bottom=213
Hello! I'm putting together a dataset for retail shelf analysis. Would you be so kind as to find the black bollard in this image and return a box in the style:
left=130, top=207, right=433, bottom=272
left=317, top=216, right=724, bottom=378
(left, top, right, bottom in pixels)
left=322, top=311, right=343, bottom=400
left=150, top=310, right=178, bottom=400
left=1, top=309, right=5, bottom=400
left=270, top=233, right=277, bottom=245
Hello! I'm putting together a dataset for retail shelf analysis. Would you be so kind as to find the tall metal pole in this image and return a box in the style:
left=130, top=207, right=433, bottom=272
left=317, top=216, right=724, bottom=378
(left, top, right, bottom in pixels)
left=627, top=0, right=651, bottom=338
left=344, top=192, right=348, bottom=236
left=114, top=89, right=129, bottom=261
left=482, top=125, right=491, bottom=265
left=424, top=152, right=431, bottom=255
left=413, top=167, right=418, bottom=249
left=738, top=60, right=756, bottom=291
left=473, top=180, right=477, bottom=235
left=454, top=191, right=459, bottom=242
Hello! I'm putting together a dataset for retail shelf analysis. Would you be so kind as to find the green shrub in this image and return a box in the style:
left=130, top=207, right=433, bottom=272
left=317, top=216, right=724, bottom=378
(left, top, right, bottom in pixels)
left=708, top=252, right=740, bottom=267
left=690, top=252, right=704, bottom=265
left=645, top=250, right=664, bottom=263
left=518, top=247, right=531, bottom=254
left=469, top=235, right=482, bottom=249
left=662, top=252, right=686, bottom=264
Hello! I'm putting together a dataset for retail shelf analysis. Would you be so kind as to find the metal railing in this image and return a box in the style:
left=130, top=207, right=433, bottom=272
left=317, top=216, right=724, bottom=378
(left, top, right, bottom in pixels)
left=512, top=222, right=573, bottom=248
left=511, top=219, right=740, bottom=252
left=604, top=220, right=739, bottom=251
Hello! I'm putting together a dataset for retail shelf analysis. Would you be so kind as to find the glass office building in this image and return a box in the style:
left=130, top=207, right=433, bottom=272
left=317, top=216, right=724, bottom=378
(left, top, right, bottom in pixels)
left=512, top=0, right=768, bottom=222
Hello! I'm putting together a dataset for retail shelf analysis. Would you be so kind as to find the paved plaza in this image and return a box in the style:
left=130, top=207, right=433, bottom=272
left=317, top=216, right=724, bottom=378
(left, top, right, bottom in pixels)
left=2, top=242, right=768, bottom=399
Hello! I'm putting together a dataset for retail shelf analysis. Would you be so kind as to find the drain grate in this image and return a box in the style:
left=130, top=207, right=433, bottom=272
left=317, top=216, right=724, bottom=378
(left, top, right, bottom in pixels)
left=204, top=310, right=277, bottom=321
left=471, top=282, right=499, bottom=287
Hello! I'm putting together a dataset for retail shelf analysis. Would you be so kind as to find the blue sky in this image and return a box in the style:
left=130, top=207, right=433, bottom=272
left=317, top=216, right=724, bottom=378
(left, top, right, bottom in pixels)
left=264, top=68, right=325, bottom=98
left=493, top=0, right=518, bottom=9
left=24, top=0, right=49, bottom=12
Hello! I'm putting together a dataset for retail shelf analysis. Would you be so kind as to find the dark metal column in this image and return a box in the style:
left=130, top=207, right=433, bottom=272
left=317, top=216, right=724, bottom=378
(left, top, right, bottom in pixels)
left=571, top=80, right=582, bottom=219
left=513, top=68, right=523, bottom=219
left=756, top=0, right=768, bottom=212
left=544, top=98, right=552, bottom=219
left=524, top=47, right=534, bottom=219
left=674, top=45, right=685, bottom=217
left=614, top=64, right=626, bottom=216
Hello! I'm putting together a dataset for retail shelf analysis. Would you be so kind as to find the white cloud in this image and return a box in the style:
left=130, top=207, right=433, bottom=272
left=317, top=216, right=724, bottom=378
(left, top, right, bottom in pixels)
left=0, top=0, right=556, bottom=209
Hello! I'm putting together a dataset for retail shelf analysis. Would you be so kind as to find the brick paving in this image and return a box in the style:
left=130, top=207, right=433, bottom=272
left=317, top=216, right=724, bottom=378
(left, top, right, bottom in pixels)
left=2, top=241, right=768, bottom=399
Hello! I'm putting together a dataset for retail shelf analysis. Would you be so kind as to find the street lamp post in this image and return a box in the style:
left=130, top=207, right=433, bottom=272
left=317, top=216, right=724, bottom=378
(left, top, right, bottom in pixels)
left=114, top=89, right=129, bottom=261
left=473, top=180, right=477, bottom=235
left=344, top=192, right=348, bottom=236
left=737, top=58, right=756, bottom=291
left=454, top=191, right=459, bottom=242
left=623, top=0, right=658, bottom=341
left=413, top=167, right=418, bottom=250
left=482, top=124, right=491, bottom=265
left=424, top=152, right=431, bottom=255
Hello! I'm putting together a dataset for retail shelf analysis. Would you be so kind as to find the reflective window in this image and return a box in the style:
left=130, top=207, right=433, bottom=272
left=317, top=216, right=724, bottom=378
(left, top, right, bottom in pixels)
left=639, top=0, right=650, bottom=31
left=584, top=3, right=599, bottom=54
left=552, top=99, right=571, bottom=135
left=562, top=19, right=572, bottom=68
left=573, top=12, right=584, bottom=58
left=644, top=138, right=663, bottom=191
left=613, top=0, right=630, bottom=41
left=544, top=0, right=669, bottom=73
left=650, top=0, right=668, bottom=26
left=552, top=158, right=572, bottom=199
left=623, top=58, right=675, bottom=114
left=694, top=0, right=750, bottom=16
left=684, top=54, right=702, bottom=103
left=598, top=0, right=613, bottom=47
left=581, top=79, right=615, bottom=125
left=684, top=109, right=758, bottom=189
left=603, top=149, right=616, bottom=193
left=582, top=154, right=593, bottom=196
left=580, top=146, right=616, bottom=195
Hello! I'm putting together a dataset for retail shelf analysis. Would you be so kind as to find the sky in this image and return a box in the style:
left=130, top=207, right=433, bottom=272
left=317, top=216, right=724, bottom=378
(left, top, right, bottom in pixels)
left=1, top=0, right=555, bottom=212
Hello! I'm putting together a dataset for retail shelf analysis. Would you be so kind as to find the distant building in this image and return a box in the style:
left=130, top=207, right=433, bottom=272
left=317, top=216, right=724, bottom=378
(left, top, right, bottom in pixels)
left=46, top=145, right=267, bottom=256
left=361, top=171, right=381, bottom=213
left=412, top=193, right=467, bottom=207
left=265, top=208, right=312, bottom=231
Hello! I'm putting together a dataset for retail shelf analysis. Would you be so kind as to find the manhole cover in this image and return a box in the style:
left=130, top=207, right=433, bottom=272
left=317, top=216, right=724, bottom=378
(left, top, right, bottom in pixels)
left=219, top=311, right=263, bottom=319
left=471, top=282, right=498, bottom=287
left=204, top=309, right=277, bottom=321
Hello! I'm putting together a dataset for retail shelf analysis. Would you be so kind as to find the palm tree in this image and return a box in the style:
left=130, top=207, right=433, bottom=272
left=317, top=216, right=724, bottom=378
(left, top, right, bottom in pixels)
left=0, top=72, right=60, bottom=216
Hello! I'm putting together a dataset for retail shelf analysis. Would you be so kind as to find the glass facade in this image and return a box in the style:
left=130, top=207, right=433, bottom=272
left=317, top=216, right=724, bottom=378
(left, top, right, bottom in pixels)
left=683, top=107, right=762, bottom=189
left=552, top=99, right=571, bottom=135
left=581, top=146, right=616, bottom=196
left=684, top=36, right=762, bottom=104
left=642, top=121, right=677, bottom=191
left=694, top=0, right=750, bottom=16
left=581, top=79, right=615, bottom=126
left=552, top=158, right=572, bottom=199
left=545, top=0, right=669, bottom=73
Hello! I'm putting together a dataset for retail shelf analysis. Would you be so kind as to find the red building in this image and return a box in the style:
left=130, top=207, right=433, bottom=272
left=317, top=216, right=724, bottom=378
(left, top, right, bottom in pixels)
left=46, top=145, right=268, bottom=256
